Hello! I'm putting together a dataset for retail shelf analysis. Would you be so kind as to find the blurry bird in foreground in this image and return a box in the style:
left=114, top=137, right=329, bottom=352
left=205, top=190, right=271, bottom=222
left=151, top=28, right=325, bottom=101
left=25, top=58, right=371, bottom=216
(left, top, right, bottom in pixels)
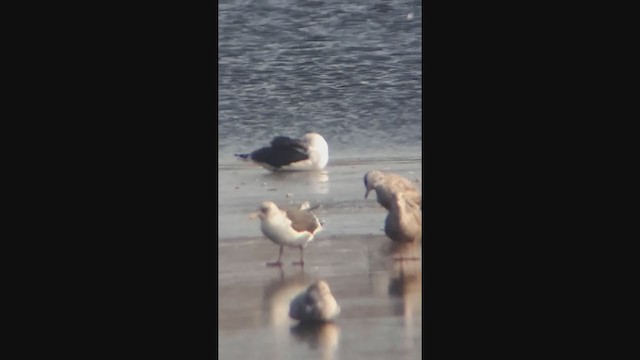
left=289, top=280, right=340, bottom=323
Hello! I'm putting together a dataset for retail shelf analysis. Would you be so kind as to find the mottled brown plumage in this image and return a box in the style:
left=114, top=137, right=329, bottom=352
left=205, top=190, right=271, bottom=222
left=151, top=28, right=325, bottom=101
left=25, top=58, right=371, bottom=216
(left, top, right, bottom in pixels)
left=385, top=192, right=422, bottom=243
left=285, top=207, right=322, bottom=234
left=364, top=170, right=422, bottom=210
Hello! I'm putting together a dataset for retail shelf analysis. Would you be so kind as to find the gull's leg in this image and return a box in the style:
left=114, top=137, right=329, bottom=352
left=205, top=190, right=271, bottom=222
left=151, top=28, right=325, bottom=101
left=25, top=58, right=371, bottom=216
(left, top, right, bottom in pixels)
left=292, top=246, right=304, bottom=266
left=267, top=246, right=284, bottom=267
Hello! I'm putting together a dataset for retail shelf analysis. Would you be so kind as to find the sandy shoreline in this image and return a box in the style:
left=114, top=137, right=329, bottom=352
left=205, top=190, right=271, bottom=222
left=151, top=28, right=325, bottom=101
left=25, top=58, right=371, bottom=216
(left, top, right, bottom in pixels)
left=218, top=156, right=422, bottom=360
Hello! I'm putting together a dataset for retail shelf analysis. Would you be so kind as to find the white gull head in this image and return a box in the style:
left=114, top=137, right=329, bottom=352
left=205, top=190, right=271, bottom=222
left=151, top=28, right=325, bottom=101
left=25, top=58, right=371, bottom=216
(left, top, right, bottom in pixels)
left=284, top=132, right=329, bottom=171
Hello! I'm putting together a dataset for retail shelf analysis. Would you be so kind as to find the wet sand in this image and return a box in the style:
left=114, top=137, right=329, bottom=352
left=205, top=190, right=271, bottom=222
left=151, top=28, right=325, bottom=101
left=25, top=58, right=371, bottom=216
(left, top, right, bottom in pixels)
left=218, top=156, right=422, bottom=360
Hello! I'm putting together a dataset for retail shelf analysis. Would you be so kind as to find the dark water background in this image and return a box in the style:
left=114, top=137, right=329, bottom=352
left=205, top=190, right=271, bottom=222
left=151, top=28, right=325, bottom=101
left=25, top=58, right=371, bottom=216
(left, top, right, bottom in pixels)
left=218, top=1, right=422, bottom=359
left=218, top=0, right=422, bottom=160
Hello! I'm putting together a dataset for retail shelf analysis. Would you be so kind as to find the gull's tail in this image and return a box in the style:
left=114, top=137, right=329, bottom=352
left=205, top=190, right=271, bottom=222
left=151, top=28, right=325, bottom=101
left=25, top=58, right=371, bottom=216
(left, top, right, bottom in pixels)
left=234, top=153, right=251, bottom=161
left=301, top=202, right=325, bottom=226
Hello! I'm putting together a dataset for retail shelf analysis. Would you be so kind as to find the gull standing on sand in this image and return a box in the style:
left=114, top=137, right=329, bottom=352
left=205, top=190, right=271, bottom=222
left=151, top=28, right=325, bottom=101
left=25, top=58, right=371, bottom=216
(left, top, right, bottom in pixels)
left=235, top=132, right=329, bottom=172
left=250, top=201, right=323, bottom=266
left=289, top=280, right=341, bottom=323
left=385, top=191, right=422, bottom=244
left=364, top=170, right=422, bottom=210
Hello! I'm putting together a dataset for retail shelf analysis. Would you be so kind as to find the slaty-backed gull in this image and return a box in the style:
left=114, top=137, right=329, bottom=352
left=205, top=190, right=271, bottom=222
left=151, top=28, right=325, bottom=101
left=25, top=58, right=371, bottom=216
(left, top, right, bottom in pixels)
left=235, top=132, right=329, bottom=172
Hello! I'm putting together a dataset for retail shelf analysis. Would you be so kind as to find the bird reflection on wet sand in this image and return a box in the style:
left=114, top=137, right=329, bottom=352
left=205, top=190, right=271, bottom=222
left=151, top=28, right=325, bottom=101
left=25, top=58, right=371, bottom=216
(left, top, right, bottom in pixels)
left=259, top=170, right=330, bottom=195
left=382, top=240, right=422, bottom=262
left=261, top=269, right=310, bottom=326
left=291, top=322, right=341, bottom=360
left=260, top=269, right=310, bottom=360
left=387, top=253, right=422, bottom=355
left=260, top=269, right=342, bottom=360
left=388, top=258, right=422, bottom=302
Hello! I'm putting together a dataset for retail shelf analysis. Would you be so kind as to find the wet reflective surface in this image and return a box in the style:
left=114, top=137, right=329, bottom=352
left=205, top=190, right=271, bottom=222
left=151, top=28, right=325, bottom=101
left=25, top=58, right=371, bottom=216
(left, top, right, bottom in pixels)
left=218, top=0, right=422, bottom=357
left=218, top=236, right=422, bottom=360
left=218, top=0, right=422, bottom=162
left=218, top=158, right=422, bottom=359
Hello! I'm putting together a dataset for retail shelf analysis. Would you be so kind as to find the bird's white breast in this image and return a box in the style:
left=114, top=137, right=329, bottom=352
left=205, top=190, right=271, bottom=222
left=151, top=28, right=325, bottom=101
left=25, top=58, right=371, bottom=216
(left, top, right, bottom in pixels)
left=261, top=212, right=314, bottom=247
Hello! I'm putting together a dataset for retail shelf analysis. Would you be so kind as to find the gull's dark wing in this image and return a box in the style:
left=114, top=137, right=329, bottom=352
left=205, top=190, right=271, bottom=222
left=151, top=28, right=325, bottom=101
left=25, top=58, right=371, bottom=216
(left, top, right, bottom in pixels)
left=249, top=146, right=309, bottom=169
left=271, top=136, right=305, bottom=150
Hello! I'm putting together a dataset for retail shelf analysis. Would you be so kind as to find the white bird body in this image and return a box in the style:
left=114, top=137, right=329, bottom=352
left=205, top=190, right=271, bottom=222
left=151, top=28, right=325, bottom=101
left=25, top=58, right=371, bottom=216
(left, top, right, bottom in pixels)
left=280, top=133, right=329, bottom=171
left=252, top=201, right=323, bottom=266
left=289, top=280, right=340, bottom=323
left=260, top=210, right=315, bottom=248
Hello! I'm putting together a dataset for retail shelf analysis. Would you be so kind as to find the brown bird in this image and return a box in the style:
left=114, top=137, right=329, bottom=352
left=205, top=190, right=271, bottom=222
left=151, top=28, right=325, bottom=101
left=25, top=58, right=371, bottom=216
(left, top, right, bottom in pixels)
left=385, top=191, right=422, bottom=244
left=364, top=170, right=422, bottom=210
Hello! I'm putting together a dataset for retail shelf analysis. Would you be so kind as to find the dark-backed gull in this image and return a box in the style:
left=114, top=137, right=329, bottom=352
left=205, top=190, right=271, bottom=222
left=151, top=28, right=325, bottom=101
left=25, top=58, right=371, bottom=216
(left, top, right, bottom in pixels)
left=235, top=132, right=329, bottom=171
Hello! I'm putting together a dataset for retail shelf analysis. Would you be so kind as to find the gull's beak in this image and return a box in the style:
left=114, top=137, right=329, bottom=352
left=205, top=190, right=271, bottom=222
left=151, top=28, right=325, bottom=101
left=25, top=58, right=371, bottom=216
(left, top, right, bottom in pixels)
left=249, top=212, right=260, bottom=220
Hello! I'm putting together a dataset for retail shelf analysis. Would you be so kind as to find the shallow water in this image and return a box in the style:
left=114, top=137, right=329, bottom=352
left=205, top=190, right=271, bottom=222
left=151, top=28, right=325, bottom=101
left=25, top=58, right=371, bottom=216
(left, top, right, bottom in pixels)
left=218, top=0, right=422, bottom=162
left=218, top=0, right=422, bottom=358
left=218, top=157, right=421, bottom=239
left=218, top=157, right=422, bottom=360
left=218, top=234, right=422, bottom=360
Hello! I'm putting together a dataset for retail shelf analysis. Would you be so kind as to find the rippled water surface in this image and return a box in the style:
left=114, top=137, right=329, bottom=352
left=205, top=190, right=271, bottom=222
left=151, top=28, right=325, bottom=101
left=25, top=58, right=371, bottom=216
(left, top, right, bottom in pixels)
left=218, top=0, right=422, bottom=160
left=219, top=1, right=422, bottom=359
